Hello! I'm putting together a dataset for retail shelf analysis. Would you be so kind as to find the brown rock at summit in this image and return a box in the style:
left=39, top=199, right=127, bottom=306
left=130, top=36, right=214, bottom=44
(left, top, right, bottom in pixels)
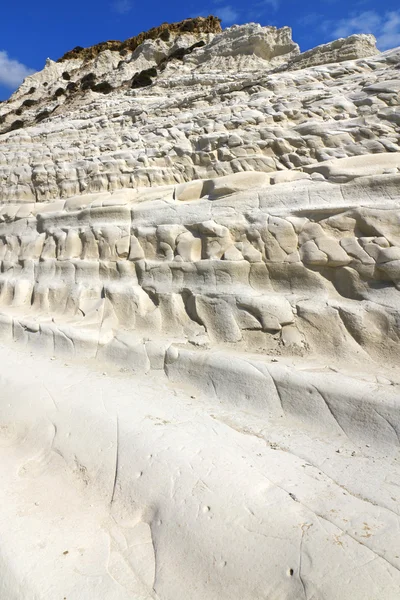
left=57, top=15, right=222, bottom=62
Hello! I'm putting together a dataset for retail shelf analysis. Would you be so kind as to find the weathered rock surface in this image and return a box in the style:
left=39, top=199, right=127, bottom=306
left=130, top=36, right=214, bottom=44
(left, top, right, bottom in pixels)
left=286, top=34, right=378, bottom=70
left=0, top=18, right=400, bottom=600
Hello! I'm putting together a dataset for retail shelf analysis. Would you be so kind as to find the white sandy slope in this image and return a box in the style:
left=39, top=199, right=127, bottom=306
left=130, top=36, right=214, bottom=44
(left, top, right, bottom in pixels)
left=0, top=343, right=399, bottom=600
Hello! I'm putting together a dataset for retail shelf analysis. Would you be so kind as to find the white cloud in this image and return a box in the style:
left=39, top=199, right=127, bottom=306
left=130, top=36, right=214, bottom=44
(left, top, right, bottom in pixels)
left=262, top=0, right=280, bottom=10
left=324, top=10, right=400, bottom=50
left=217, top=5, right=240, bottom=24
left=0, top=51, right=35, bottom=89
left=248, top=0, right=280, bottom=17
left=376, top=11, right=400, bottom=50
left=211, top=0, right=280, bottom=25
left=298, top=13, right=320, bottom=28
left=112, top=0, right=132, bottom=15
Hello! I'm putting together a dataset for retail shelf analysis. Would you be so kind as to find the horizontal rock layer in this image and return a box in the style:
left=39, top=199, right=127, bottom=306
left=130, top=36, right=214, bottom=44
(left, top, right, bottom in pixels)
left=0, top=174, right=400, bottom=366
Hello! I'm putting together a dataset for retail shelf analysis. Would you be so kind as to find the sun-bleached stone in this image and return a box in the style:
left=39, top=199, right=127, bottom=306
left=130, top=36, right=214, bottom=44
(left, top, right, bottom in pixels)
left=0, top=16, right=400, bottom=600
left=286, top=34, right=378, bottom=70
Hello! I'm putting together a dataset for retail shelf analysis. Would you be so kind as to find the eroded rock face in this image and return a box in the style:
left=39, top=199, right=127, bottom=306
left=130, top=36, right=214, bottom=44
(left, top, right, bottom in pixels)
left=286, top=33, right=378, bottom=70
left=0, top=18, right=400, bottom=600
left=186, top=22, right=300, bottom=68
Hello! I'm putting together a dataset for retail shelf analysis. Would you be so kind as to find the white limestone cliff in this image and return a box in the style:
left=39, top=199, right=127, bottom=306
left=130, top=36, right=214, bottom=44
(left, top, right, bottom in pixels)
left=0, top=16, right=399, bottom=600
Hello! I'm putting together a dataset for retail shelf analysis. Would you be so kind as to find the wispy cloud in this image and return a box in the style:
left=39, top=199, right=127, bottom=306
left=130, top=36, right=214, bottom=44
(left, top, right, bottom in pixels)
left=322, top=10, right=400, bottom=50
left=217, top=5, right=240, bottom=24
left=248, top=0, right=280, bottom=20
left=112, top=0, right=132, bottom=15
left=298, top=13, right=320, bottom=28
left=378, top=11, right=400, bottom=49
left=0, top=51, right=35, bottom=89
left=260, top=0, right=280, bottom=10
left=211, top=0, right=280, bottom=25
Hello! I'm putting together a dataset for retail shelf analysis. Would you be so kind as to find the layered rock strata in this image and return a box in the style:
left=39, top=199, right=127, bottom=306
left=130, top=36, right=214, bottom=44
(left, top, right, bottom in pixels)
left=285, top=33, right=378, bottom=70
left=0, top=18, right=400, bottom=600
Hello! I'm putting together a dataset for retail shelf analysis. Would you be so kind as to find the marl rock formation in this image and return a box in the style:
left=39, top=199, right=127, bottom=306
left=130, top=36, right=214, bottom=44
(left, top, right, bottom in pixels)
left=0, top=17, right=400, bottom=600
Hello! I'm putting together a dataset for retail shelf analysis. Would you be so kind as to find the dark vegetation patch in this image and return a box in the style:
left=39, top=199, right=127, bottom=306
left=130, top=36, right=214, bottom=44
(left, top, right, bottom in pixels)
left=159, top=29, right=170, bottom=42
left=22, top=99, right=37, bottom=107
left=159, top=40, right=206, bottom=71
left=80, top=73, right=97, bottom=90
left=92, top=81, right=114, bottom=94
left=9, top=120, right=24, bottom=131
left=36, top=110, right=50, bottom=122
left=131, top=67, right=157, bottom=89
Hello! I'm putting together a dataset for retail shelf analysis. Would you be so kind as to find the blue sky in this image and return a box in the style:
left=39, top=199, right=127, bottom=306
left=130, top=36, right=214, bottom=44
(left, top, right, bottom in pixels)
left=1, top=0, right=400, bottom=100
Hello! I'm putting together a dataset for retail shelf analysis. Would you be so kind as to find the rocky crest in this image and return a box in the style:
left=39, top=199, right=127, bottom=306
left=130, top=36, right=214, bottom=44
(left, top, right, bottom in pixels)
left=57, top=15, right=222, bottom=62
left=0, top=19, right=379, bottom=136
